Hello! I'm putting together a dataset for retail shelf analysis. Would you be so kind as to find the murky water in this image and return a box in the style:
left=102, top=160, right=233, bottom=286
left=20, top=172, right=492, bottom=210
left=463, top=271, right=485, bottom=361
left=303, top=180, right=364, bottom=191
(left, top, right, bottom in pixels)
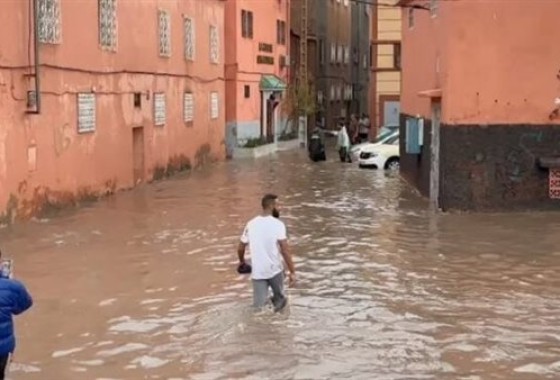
left=2, top=149, right=560, bottom=379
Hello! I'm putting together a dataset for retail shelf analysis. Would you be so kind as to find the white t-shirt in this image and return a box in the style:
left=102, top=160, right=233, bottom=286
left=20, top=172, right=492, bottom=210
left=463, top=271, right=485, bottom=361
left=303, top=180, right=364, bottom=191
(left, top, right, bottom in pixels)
left=240, top=215, right=287, bottom=280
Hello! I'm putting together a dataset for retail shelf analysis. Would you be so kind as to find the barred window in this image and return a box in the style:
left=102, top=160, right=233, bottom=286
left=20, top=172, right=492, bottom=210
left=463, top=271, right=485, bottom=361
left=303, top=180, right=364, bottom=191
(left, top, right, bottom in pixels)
left=184, top=93, right=194, bottom=123
left=210, top=92, right=219, bottom=119
left=38, top=0, right=61, bottom=44
left=159, top=10, right=171, bottom=57
left=154, top=93, right=166, bottom=126
left=99, top=0, right=117, bottom=51
left=209, top=25, right=219, bottom=64
left=184, top=17, right=195, bottom=61
left=77, top=94, right=96, bottom=134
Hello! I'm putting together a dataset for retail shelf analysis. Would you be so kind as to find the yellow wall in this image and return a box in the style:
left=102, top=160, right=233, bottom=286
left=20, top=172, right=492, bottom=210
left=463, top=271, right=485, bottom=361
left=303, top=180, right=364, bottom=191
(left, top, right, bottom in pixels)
left=375, top=4, right=401, bottom=127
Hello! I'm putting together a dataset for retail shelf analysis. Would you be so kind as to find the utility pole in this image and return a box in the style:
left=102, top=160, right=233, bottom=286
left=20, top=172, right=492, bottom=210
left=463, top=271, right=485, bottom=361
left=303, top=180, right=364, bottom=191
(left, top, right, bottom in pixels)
left=298, top=0, right=309, bottom=143
left=299, top=0, right=308, bottom=89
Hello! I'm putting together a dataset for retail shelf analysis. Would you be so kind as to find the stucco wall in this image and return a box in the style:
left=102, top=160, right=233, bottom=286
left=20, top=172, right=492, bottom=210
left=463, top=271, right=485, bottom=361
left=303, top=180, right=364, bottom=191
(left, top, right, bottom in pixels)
left=0, top=0, right=225, bottom=222
left=224, top=0, right=290, bottom=137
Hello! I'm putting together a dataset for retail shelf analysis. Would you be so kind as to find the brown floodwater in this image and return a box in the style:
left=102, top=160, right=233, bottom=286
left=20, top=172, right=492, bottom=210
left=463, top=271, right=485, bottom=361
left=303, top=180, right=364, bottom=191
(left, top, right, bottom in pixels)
left=1, top=149, right=560, bottom=380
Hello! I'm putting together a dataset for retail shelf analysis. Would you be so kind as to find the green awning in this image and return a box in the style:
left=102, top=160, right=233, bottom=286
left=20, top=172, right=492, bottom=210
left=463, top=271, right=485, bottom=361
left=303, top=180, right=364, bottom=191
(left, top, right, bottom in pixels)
left=260, top=74, right=287, bottom=91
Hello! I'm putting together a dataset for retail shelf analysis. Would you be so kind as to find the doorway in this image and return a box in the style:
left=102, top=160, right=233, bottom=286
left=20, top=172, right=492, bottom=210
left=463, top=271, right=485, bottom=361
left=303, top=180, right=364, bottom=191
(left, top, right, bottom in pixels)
left=379, top=95, right=401, bottom=126
left=429, top=102, right=441, bottom=210
left=132, top=127, right=145, bottom=185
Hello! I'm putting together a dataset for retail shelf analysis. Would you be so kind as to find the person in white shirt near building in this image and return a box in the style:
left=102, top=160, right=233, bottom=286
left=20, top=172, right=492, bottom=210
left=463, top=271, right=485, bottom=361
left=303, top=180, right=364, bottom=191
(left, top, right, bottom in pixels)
left=237, top=194, right=296, bottom=312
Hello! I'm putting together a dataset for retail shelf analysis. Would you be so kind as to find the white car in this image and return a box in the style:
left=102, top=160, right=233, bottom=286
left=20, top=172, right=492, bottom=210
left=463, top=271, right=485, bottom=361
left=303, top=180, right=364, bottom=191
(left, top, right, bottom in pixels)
left=358, top=134, right=400, bottom=170
left=350, top=129, right=399, bottom=161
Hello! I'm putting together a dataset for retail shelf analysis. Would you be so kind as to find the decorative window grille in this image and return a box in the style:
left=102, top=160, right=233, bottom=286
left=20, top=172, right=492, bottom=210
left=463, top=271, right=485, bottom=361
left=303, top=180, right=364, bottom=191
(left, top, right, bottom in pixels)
left=38, top=0, right=61, bottom=44
left=184, top=93, right=194, bottom=123
left=158, top=10, right=171, bottom=57
left=99, top=0, right=117, bottom=50
left=210, top=92, right=219, bottom=119
left=184, top=17, right=195, bottom=61
left=77, top=94, right=96, bottom=134
left=154, top=93, right=166, bottom=126
left=209, top=25, right=219, bottom=64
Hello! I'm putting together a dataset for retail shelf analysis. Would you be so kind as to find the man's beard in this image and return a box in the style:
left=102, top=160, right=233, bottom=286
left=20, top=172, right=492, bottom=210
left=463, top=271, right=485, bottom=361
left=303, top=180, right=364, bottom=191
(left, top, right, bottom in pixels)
left=272, top=208, right=280, bottom=218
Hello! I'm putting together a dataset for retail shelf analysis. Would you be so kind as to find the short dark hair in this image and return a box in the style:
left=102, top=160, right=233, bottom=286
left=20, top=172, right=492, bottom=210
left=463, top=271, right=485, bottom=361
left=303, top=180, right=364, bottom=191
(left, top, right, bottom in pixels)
left=261, top=194, right=278, bottom=210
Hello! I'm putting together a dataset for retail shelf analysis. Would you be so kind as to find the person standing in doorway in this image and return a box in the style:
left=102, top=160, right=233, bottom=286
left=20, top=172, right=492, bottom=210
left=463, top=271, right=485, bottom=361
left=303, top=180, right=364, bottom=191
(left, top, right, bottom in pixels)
left=237, top=194, right=296, bottom=312
left=0, top=248, right=33, bottom=379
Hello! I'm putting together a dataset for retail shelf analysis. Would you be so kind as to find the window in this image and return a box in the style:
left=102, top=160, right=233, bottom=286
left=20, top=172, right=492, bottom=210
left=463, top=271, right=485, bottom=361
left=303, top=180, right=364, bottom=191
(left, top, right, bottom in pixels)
left=344, top=46, right=350, bottom=65
left=343, top=0, right=349, bottom=5
left=330, top=43, right=336, bottom=63
left=158, top=10, right=171, bottom=57
left=77, top=94, right=96, bottom=134
left=99, top=0, right=117, bottom=50
left=244, top=85, right=251, bottom=98
left=393, top=42, right=401, bottom=69
left=38, top=0, right=61, bottom=44
left=241, top=10, right=253, bottom=38
left=184, top=17, right=195, bottom=61
left=329, top=85, right=335, bottom=101
left=277, top=20, right=286, bottom=45
left=319, top=39, right=325, bottom=65
left=184, top=93, right=194, bottom=123
left=363, top=53, right=368, bottom=69
left=430, top=0, right=438, bottom=17
left=210, top=92, right=219, bottom=119
left=337, top=44, right=343, bottom=64
left=408, top=8, right=414, bottom=28
left=154, top=93, right=166, bottom=126
left=210, top=25, right=219, bottom=64
left=133, top=93, right=142, bottom=108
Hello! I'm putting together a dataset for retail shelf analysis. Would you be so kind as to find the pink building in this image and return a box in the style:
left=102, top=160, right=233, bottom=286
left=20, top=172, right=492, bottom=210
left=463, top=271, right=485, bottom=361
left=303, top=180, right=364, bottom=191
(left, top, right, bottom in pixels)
left=224, top=0, right=290, bottom=155
left=0, top=0, right=226, bottom=223
left=399, top=0, right=560, bottom=211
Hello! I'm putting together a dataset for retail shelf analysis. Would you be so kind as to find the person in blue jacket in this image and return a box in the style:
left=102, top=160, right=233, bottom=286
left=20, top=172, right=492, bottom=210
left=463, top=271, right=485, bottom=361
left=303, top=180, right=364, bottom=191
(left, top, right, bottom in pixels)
left=0, top=249, right=32, bottom=379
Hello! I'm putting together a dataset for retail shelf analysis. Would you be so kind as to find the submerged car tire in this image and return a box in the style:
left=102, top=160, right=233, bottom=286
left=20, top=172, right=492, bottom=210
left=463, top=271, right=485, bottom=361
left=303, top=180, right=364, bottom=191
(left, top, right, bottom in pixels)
left=385, top=158, right=400, bottom=171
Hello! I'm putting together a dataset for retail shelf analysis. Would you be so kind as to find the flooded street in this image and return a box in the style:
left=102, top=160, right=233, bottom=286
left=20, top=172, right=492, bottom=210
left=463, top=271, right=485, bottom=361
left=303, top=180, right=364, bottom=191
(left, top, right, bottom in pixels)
left=2, top=149, right=560, bottom=380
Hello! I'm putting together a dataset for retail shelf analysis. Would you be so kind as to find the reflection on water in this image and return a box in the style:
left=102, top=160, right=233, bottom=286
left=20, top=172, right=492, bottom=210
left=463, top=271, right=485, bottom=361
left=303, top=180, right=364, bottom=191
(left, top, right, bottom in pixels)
left=2, top=150, right=560, bottom=379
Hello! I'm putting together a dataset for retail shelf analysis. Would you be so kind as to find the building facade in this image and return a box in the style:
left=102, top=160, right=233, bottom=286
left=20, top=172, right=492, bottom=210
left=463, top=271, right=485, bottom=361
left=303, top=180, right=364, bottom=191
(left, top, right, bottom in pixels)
left=0, top=0, right=226, bottom=223
left=370, top=0, right=401, bottom=133
left=224, top=0, right=290, bottom=154
left=290, top=0, right=352, bottom=131
left=399, top=0, right=560, bottom=211
left=350, top=1, right=371, bottom=116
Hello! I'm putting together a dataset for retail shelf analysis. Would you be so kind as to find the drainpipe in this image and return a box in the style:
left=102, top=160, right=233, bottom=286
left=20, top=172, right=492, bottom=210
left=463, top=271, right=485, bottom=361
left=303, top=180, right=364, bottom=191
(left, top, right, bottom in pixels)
left=30, top=0, right=41, bottom=114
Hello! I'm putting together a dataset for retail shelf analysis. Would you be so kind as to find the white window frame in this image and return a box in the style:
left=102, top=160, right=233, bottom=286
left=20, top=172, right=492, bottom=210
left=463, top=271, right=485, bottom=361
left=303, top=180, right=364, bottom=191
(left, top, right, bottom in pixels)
left=209, top=25, right=219, bottom=64
left=154, top=93, right=166, bottom=126
left=38, top=0, right=61, bottom=44
left=184, top=93, right=194, bottom=123
left=184, top=17, right=195, bottom=61
left=158, top=9, right=171, bottom=57
left=77, top=93, right=96, bottom=134
left=99, top=0, right=117, bottom=51
left=210, top=92, right=219, bottom=119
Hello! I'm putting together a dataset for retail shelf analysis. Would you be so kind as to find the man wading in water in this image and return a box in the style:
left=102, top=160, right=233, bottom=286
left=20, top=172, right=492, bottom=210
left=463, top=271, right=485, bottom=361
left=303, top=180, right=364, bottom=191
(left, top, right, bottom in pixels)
left=237, top=194, right=296, bottom=312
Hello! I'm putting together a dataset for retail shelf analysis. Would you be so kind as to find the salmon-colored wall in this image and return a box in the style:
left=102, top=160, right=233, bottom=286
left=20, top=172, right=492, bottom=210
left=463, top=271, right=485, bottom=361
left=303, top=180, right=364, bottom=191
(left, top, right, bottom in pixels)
left=0, top=0, right=225, bottom=221
left=445, top=1, right=560, bottom=125
left=225, top=0, right=289, bottom=124
left=402, top=1, right=560, bottom=125
left=400, top=2, right=448, bottom=120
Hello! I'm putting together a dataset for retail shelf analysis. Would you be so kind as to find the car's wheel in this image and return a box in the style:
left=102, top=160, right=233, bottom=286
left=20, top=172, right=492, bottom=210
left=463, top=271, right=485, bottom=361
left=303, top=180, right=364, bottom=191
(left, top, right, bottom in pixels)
left=385, top=158, right=400, bottom=170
